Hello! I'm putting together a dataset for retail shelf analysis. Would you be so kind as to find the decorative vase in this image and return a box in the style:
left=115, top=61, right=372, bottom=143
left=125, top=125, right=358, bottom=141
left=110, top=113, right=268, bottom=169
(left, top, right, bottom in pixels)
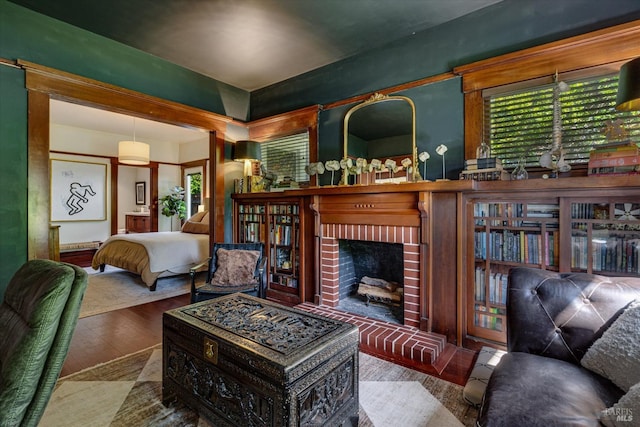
left=476, top=141, right=491, bottom=159
left=511, top=157, right=528, bottom=180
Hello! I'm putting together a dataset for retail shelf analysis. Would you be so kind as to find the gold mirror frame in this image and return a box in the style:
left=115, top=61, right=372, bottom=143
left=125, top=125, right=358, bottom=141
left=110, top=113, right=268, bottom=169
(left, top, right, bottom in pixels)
left=343, top=93, right=418, bottom=183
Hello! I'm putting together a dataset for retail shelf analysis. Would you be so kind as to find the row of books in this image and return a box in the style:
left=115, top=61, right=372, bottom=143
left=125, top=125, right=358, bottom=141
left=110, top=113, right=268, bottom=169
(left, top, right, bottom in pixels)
left=460, top=157, right=509, bottom=181
left=270, top=204, right=299, bottom=214
left=588, top=141, right=640, bottom=176
left=474, top=202, right=559, bottom=219
left=475, top=230, right=558, bottom=266
left=271, top=224, right=297, bottom=246
left=474, top=268, right=509, bottom=305
left=240, top=222, right=264, bottom=243
left=474, top=306, right=504, bottom=331
left=238, top=205, right=266, bottom=223
left=571, top=234, right=640, bottom=273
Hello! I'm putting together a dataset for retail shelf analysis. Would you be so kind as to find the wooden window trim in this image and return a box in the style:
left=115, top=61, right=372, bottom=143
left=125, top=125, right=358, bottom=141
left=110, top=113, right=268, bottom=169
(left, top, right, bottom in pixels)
left=455, top=19, right=640, bottom=160
left=247, top=105, right=320, bottom=185
left=19, top=60, right=231, bottom=257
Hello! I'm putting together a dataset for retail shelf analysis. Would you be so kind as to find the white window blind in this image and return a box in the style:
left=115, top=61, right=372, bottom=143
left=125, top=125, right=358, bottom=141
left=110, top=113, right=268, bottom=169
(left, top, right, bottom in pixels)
left=484, top=74, right=640, bottom=168
left=261, top=132, right=309, bottom=183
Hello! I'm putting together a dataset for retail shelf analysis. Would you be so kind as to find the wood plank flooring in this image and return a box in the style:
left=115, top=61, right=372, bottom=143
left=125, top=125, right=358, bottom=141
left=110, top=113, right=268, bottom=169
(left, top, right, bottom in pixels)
left=61, top=294, right=476, bottom=386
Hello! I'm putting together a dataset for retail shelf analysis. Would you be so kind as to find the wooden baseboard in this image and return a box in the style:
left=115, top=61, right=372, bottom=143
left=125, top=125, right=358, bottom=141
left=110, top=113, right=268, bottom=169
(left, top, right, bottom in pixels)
left=60, top=249, right=97, bottom=268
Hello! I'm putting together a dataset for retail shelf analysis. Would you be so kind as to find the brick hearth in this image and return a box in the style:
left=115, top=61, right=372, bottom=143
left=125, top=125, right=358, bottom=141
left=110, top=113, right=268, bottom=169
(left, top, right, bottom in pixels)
left=296, top=303, right=455, bottom=374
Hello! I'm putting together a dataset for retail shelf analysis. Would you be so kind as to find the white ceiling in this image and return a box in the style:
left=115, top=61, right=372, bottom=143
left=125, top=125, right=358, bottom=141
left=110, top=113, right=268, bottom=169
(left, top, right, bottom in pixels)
left=50, top=100, right=207, bottom=143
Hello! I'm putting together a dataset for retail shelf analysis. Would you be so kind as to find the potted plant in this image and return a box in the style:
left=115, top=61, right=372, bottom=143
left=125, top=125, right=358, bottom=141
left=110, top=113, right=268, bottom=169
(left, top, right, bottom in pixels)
left=160, top=186, right=186, bottom=231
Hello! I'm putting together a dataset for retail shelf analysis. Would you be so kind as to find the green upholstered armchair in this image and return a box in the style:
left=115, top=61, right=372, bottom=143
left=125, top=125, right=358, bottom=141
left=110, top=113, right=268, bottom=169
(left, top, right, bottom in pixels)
left=0, top=259, right=88, bottom=427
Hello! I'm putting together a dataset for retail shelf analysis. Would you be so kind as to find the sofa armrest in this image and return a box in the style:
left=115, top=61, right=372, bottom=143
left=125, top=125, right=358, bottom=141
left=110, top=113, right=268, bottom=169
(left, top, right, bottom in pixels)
left=507, top=267, right=640, bottom=364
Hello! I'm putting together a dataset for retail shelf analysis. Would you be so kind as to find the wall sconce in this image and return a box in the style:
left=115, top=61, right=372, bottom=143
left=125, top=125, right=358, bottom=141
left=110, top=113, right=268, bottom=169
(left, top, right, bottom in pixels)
left=616, top=57, right=640, bottom=111
left=118, top=118, right=149, bottom=165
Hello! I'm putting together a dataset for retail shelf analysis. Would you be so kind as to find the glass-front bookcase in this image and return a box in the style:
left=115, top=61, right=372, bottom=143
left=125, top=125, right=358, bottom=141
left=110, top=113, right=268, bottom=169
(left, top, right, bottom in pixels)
left=234, top=197, right=305, bottom=304
left=566, top=199, right=640, bottom=276
left=469, top=199, right=560, bottom=343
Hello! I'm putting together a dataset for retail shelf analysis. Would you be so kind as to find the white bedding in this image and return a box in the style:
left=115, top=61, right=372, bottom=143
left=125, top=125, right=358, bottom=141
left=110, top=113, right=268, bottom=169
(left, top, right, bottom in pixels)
left=92, top=231, right=210, bottom=288
left=104, top=231, right=208, bottom=273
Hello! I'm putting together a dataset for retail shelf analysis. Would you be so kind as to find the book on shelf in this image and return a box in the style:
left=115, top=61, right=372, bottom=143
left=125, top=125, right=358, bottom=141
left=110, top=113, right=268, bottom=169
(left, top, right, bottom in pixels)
left=588, top=154, right=640, bottom=169
left=460, top=168, right=510, bottom=181
left=465, top=157, right=503, bottom=170
left=589, top=141, right=638, bottom=157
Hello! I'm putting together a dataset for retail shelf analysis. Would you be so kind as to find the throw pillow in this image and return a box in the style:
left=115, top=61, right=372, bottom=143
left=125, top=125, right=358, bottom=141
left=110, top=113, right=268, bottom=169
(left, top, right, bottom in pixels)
left=581, top=300, right=640, bottom=392
left=181, top=221, right=209, bottom=234
left=181, top=211, right=209, bottom=234
left=601, top=382, right=640, bottom=427
left=211, top=248, right=260, bottom=286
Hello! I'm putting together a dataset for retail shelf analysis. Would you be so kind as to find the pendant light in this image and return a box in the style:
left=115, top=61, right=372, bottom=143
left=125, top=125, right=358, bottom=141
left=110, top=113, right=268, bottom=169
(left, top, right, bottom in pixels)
left=118, top=118, right=150, bottom=165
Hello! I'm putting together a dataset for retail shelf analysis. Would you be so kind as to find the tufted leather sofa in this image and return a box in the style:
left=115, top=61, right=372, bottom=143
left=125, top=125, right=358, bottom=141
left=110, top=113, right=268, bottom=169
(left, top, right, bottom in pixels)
left=477, top=267, right=640, bottom=427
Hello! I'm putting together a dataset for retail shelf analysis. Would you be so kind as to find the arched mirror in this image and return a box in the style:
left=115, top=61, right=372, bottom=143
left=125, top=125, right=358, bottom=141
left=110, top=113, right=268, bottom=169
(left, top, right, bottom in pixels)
left=343, top=93, right=417, bottom=182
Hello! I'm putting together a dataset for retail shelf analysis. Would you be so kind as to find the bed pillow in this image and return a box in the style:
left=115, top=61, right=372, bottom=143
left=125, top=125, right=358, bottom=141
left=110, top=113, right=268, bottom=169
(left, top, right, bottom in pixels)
left=211, top=248, right=260, bottom=286
left=581, top=300, right=640, bottom=392
left=181, top=211, right=209, bottom=234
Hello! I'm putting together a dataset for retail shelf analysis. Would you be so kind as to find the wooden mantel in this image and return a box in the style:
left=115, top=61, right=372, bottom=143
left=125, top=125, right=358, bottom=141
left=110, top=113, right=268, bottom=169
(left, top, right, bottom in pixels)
left=232, top=175, right=640, bottom=345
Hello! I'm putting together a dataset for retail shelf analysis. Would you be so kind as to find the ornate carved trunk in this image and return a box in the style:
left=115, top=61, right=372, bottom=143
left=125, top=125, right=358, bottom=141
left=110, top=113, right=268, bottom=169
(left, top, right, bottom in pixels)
left=162, top=293, right=359, bottom=426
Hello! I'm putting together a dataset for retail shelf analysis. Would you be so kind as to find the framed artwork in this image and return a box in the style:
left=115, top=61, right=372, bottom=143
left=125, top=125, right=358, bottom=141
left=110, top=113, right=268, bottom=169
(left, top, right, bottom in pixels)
left=136, top=181, right=146, bottom=205
left=50, top=159, right=107, bottom=221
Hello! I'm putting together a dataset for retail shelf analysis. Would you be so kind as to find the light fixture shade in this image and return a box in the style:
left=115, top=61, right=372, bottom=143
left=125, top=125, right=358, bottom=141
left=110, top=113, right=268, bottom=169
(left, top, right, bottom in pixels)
left=118, top=140, right=150, bottom=165
left=616, top=57, right=640, bottom=111
left=233, top=140, right=261, bottom=161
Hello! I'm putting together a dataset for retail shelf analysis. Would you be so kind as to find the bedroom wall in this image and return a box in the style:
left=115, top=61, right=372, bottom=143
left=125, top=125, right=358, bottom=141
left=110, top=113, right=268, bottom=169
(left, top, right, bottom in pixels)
left=51, top=122, right=208, bottom=242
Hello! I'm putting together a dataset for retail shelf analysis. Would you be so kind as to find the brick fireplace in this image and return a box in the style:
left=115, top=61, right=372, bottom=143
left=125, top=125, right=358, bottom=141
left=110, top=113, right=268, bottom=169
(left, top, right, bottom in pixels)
left=319, top=223, right=421, bottom=328
left=297, top=192, right=451, bottom=370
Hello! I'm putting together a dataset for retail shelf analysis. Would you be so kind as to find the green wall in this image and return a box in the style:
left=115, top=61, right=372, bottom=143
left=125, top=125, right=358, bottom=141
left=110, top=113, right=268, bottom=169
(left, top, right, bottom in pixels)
left=3, top=0, right=640, bottom=297
left=0, top=1, right=249, bottom=296
left=252, top=0, right=640, bottom=179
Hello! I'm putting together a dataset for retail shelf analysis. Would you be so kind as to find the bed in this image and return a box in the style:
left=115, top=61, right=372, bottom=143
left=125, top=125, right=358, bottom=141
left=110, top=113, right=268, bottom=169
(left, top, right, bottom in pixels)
left=91, top=211, right=210, bottom=290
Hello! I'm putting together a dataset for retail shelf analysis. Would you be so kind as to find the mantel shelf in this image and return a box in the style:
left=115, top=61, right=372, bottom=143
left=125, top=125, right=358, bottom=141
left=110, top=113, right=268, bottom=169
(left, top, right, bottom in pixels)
left=233, top=175, right=640, bottom=200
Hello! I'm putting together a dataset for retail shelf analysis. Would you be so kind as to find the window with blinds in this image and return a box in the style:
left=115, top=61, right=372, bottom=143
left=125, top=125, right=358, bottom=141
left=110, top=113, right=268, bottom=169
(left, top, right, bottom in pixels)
left=484, top=73, right=640, bottom=168
left=261, top=132, right=309, bottom=183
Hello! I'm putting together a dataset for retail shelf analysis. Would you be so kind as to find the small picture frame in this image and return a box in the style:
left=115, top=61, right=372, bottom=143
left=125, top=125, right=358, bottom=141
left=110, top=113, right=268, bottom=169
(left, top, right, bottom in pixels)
left=135, top=181, right=146, bottom=205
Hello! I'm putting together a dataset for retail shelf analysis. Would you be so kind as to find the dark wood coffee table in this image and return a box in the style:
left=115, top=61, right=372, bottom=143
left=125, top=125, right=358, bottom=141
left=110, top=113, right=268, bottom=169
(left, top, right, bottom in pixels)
left=162, top=293, right=359, bottom=426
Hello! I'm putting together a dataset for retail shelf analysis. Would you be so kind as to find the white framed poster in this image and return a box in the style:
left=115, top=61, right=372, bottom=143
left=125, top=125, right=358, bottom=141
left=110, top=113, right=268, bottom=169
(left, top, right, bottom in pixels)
left=50, top=159, right=107, bottom=221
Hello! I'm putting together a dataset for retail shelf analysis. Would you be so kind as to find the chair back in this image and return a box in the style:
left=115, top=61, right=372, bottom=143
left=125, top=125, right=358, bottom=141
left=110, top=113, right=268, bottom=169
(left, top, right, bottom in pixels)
left=0, top=260, right=88, bottom=427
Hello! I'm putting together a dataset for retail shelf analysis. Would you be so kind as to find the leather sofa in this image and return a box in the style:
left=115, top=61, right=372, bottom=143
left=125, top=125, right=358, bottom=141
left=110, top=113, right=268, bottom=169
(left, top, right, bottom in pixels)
left=477, top=267, right=640, bottom=427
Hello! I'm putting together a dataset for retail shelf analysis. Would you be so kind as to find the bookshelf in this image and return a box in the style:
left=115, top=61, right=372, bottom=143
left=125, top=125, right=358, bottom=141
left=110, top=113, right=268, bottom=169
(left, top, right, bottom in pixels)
left=563, top=198, right=640, bottom=276
left=469, top=199, right=560, bottom=343
left=234, top=195, right=310, bottom=305
left=465, top=184, right=640, bottom=347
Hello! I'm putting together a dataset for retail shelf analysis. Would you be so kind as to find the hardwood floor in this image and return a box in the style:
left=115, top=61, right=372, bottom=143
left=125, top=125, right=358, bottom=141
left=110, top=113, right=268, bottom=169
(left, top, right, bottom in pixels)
left=61, top=294, right=190, bottom=377
left=61, top=294, right=476, bottom=385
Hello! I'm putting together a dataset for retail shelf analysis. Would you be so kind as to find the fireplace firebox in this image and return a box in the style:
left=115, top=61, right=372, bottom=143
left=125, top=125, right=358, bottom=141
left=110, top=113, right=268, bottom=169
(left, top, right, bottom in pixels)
left=337, top=239, right=404, bottom=324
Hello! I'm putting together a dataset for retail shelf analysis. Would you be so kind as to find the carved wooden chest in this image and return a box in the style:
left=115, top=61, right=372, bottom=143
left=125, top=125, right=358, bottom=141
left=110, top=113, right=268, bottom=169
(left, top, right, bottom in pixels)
left=162, top=293, right=359, bottom=426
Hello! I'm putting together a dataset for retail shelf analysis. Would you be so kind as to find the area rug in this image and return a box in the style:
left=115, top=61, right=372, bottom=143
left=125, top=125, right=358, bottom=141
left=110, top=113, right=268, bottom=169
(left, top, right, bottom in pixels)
left=79, top=266, right=202, bottom=318
left=41, top=345, right=478, bottom=426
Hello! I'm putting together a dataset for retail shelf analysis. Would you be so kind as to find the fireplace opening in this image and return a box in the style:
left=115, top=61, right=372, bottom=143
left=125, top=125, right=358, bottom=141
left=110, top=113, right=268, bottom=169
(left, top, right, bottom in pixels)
left=337, top=239, right=404, bottom=324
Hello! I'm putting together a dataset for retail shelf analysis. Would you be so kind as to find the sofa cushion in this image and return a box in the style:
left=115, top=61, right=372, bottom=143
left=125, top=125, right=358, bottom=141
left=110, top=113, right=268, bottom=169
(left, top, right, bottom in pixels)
left=602, top=382, right=640, bottom=427
left=581, top=300, right=640, bottom=392
left=477, top=352, right=623, bottom=427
